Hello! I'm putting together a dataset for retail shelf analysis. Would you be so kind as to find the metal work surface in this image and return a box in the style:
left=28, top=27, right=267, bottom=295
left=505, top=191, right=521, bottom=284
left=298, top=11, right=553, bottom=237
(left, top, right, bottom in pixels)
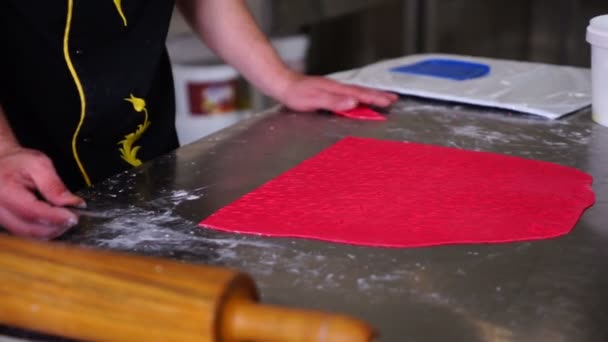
left=8, top=98, right=608, bottom=341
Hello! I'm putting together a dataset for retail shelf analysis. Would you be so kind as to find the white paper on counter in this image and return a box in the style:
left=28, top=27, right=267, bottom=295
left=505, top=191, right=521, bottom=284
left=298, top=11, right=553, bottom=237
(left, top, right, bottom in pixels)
left=329, top=54, right=591, bottom=119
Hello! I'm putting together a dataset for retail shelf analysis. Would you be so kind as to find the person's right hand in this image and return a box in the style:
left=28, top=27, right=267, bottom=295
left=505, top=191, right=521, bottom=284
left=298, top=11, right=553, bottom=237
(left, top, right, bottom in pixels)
left=0, top=147, right=85, bottom=239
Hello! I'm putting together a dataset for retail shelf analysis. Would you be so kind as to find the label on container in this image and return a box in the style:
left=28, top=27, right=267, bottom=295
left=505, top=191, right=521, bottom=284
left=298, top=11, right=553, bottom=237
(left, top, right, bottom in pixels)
left=187, top=81, right=237, bottom=115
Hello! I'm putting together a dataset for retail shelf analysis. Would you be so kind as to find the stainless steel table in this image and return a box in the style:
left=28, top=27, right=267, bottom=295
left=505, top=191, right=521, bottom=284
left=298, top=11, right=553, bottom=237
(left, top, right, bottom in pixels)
left=9, top=98, right=608, bottom=341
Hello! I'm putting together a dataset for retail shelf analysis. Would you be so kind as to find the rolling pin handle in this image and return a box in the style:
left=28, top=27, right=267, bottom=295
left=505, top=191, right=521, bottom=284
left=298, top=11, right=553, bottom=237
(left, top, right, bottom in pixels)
left=221, top=299, right=376, bottom=342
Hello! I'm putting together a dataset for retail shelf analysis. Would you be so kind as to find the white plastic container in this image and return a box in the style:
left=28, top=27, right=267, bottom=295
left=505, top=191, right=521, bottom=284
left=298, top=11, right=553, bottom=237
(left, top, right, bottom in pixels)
left=168, top=34, right=245, bottom=145
left=587, top=14, right=608, bottom=127
left=173, top=63, right=242, bottom=145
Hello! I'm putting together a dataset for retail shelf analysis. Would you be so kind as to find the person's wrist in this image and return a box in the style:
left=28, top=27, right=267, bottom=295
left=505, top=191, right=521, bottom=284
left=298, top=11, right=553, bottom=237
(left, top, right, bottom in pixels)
left=267, top=69, right=302, bottom=103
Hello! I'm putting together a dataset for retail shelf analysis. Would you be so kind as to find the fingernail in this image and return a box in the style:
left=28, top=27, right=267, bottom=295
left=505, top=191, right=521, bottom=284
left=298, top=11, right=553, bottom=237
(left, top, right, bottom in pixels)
left=378, top=98, right=391, bottom=106
left=61, top=191, right=78, bottom=200
left=338, top=98, right=357, bottom=111
left=64, top=216, right=79, bottom=228
left=38, top=217, right=78, bottom=229
left=61, top=191, right=86, bottom=208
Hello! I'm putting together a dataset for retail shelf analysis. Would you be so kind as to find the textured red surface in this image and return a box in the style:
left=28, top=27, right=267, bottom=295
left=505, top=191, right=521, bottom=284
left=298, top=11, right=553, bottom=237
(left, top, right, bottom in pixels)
left=200, top=137, right=595, bottom=248
left=333, top=106, right=386, bottom=121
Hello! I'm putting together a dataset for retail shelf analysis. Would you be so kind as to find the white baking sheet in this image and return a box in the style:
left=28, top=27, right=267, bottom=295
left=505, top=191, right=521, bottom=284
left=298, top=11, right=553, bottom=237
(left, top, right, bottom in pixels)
left=329, top=54, right=591, bottom=119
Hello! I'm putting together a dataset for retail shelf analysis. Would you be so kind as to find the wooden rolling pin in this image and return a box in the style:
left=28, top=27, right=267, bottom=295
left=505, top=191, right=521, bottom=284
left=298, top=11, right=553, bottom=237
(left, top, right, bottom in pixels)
left=0, top=234, right=374, bottom=342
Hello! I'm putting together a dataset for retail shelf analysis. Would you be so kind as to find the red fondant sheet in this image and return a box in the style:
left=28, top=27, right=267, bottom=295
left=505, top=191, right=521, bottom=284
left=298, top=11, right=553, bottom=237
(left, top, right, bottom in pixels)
left=200, top=137, right=595, bottom=248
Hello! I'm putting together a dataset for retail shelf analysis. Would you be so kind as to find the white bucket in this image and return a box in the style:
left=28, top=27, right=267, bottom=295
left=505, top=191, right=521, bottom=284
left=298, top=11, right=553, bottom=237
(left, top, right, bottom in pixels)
left=587, top=14, right=608, bottom=127
left=168, top=34, right=245, bottom=145
left=172, top=63, right=239, bottom=116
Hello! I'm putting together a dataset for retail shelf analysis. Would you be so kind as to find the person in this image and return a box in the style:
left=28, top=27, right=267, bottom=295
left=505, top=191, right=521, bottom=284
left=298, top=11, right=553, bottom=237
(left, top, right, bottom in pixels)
left=0, top=0, right=397, bottom=239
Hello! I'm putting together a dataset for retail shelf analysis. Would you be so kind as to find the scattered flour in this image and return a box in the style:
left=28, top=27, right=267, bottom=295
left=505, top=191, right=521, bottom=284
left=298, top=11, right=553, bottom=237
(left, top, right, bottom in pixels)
left=70, top=185, right=455, bottom=306
left=451, top=125, right=513, bottom=144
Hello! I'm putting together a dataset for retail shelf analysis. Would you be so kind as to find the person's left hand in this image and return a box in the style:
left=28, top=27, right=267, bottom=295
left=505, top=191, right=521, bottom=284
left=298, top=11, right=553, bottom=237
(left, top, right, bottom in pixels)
left=275, top=74, right=398, bottom=113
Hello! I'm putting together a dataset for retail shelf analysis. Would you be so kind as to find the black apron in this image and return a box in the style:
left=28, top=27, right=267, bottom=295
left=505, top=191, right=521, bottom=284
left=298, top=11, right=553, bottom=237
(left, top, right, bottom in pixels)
left=0, top=0, right=179, bottom=191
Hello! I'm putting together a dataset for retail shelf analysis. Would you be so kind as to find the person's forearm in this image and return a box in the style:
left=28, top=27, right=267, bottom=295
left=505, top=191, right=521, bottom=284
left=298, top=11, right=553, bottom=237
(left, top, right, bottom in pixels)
left=0, top=105, right=21, bottom=155
left=177, top=0, right=297, bottom=100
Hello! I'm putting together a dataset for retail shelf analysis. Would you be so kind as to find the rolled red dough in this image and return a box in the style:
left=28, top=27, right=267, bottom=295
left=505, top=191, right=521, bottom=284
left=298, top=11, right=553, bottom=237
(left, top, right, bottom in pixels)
left=200, top=137, right=594, bottom=248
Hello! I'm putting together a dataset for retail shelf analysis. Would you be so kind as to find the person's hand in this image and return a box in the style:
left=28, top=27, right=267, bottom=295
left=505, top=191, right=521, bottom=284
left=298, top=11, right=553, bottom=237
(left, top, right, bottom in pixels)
left=0, top=147, right=84, bottom=239
left=275, top=73, right=398, bottom=113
